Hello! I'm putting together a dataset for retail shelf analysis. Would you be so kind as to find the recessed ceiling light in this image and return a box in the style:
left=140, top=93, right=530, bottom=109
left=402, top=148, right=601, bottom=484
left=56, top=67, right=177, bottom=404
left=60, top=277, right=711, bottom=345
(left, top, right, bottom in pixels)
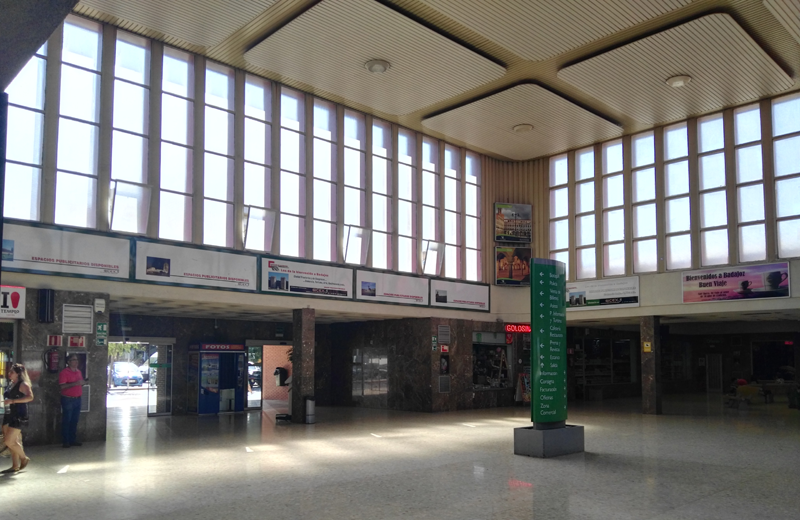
left=512, top=123, right=534, bottom=133
left=666, top=75, right=692, bottom=88
left=364, top=59, right=391, bottom=73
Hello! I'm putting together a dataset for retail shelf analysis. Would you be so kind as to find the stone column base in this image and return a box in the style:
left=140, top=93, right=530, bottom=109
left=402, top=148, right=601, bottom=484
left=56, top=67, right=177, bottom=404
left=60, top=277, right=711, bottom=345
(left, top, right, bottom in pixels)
left=513, top=425, right=584, bottom=458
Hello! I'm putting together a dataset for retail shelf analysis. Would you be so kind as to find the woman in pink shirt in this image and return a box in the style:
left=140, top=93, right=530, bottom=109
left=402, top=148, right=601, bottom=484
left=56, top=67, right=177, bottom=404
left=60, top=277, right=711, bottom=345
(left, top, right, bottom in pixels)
left=59, top=355, right=87, bottom=448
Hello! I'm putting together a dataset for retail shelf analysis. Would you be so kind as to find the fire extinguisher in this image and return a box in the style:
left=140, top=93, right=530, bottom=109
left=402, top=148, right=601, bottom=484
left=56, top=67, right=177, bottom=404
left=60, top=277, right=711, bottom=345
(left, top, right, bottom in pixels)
left=44, top=348, right=60, bottom=374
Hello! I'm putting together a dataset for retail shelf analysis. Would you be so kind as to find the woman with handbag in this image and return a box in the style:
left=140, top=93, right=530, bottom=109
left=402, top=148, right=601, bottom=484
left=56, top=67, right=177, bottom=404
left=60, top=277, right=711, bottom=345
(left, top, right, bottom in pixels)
left=3, top=363, right=33, bottom=472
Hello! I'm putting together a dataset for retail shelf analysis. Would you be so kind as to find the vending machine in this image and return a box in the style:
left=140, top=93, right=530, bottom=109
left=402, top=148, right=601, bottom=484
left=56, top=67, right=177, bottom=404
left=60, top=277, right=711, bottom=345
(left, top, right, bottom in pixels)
left=188, top=344, right=246, bottom=414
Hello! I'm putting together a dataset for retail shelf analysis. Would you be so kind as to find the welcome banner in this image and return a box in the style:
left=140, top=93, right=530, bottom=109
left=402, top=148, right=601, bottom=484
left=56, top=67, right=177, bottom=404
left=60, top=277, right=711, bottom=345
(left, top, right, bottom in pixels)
left=682, top=262, right=790, bottom=303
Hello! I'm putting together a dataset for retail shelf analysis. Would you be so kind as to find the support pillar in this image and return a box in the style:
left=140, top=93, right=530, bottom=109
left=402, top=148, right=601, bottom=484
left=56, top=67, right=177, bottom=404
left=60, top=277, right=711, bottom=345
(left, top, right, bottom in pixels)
left=640, top=316, right=662, bottom=414
left=291, top=308, right=315, bottom=423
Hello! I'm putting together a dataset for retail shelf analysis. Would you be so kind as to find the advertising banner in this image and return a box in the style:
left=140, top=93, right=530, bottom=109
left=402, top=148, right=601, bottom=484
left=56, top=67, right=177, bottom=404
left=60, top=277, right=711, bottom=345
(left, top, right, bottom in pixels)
left=494, top=203, right=532, bottom=243
left=263, top=259, right=353, bottom=299
left=430, top=280, right=489, bottom=311
left=682, top=262, right=790, bottom=303
left=495, top=246, right=531, bottom=286
left=3, top=224, right=130, bottom=279
left=135, top=242, right=256, bottom=290
left=356, top=270, right=428, bottom=306
left=0, top=286, right=26, bottom=319
left=531, top=258, right=567, bottom=424
left=566, top=277, right=640, bottom=311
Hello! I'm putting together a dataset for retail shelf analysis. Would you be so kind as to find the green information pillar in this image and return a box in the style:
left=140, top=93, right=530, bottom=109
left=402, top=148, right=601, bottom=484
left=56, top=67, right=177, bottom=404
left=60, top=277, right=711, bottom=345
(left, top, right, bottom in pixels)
left=530, top=258, right=567, bottom=427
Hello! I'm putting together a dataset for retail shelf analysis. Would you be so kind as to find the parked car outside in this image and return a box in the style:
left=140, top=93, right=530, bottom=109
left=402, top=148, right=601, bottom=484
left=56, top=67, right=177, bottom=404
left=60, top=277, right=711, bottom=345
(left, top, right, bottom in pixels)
left=248, top=363, right=262, bottom=389
left=110, top=362, right=144, bottom=387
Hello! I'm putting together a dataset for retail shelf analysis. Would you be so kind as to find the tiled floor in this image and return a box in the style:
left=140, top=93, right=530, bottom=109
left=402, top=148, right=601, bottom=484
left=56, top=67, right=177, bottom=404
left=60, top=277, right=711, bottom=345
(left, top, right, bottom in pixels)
left=4, top=394, right=800, bottom=519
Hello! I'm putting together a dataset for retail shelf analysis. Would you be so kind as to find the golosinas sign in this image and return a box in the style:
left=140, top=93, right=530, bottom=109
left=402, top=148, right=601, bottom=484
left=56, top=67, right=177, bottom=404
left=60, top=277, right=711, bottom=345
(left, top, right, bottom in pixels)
left=0, top=286, right=26, bottom=319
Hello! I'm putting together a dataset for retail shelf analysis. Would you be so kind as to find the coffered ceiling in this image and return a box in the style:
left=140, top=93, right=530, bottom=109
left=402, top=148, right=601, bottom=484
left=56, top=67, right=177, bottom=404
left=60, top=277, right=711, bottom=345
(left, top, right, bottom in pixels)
left=63, top=0, right=800, bottom=160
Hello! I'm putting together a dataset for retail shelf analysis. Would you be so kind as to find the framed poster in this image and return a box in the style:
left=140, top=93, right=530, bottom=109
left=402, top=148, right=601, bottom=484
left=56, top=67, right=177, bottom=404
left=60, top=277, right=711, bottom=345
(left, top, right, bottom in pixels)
left=495, top=246, right=531, bottom=286
left=355, top=270, right=429, bottom=306
left=262, top=259, right=353, bottom=299
left=566, top=277, right=639, bottom=310
left=135, top=242, right=257, bottom=290
left=494, top=203, right=532, bottom=243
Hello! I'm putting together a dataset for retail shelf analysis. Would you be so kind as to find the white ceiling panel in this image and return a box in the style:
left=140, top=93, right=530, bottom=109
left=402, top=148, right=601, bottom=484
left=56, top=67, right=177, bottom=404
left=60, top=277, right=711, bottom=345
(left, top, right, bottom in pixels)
left=77, top=0, right=278, bottom=48
left=244, top=0, right=506, bottom=116
left=558, top=14, right=795, bottom=126
left=422, top=84, right=622, bottom=161
left=764, top=0, right=800, bottom=45
left=415, top=0, right=691, bottom=61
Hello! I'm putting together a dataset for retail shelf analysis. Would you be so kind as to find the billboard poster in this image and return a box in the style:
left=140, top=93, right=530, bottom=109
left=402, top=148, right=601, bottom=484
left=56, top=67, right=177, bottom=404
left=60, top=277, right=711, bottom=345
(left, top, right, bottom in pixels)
left=135, top=242, right=257, bottom=290
left=356, top=270, right=428, bottom=306
left=682, top=263, right=790, bottom=303
left=495, top=246, right=531, bottom=286
left=430, top=280, right=489, bottom=311
left=494, top=203, right=532, bottom=243
left=262, top=259, right=353, bottom=299
left=566, top=277, right=640, bottom=311
left=2, top=223, right=130, bottom=279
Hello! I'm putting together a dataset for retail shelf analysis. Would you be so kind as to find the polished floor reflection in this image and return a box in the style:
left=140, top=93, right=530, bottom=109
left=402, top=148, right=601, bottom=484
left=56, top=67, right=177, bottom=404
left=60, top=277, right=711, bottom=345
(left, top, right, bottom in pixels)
left=4, top=394, right=800, bottom=519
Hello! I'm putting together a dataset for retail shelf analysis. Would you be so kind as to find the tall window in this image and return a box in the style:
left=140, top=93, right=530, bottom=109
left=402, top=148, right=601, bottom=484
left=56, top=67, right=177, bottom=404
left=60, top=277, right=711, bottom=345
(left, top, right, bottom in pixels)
left=55, top=16, right=102, bottom=228
left=203, top=62, right=234, bottom=247
left=443, top=145, right=461, bottom=278
left=3, top=43, right=47, bottom=220
left=575, top=147, right=595, bottom=279
left=772, top=93, right=800, bottom=258
left=243, top=75, right=273, bottom=251
left=372, top=119, right=392, bottom=269
left=602, top=140, right=625, bottom=275
left=421, top=137, right=440, bottom=275
left=631, top=132, right=657, bottom=272
left=279, top=87, right=306, bottom=257
left=549, top=154, right=569, bottom=277
left=159, top=46, right=194, bottom=241
left=110, top=31, right=150, bottom=234
left=343, top=110, right=366, bottom=264
left=664, top=123, right=691, bottom=269
left=312, top=98, right=337, bottom=261
left=397, top=128, right=417, bottom=272
left=464, top=152, right=481, bottom=281
left=698, top=113, right=728, bottom=265
left=734, top=104, right=766, bottom=262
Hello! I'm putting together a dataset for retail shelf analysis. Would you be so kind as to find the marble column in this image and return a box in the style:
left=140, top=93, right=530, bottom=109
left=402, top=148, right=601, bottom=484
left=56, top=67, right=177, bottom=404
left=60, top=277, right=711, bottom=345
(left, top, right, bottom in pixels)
left=640, top=316, right=662, bottom=414
left=291, top=308, right=315, bottom=423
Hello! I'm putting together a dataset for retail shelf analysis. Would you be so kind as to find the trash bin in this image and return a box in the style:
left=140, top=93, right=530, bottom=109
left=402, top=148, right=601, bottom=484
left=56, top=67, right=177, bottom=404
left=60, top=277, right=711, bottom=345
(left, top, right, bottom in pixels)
left=305, top=397, right=315, bottom=424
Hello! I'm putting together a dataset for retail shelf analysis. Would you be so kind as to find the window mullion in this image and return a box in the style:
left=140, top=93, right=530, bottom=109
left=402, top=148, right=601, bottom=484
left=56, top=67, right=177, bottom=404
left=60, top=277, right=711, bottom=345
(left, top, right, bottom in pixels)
left=145, top=41, right=162, bottom=237
left=40, top=24, right=64, bottom=224
left=760, top=98, right=777, bottom=261
left=232, top=69, right=245, bottom=250
left=191, top=53, right=205, bottom=244
left=723, top=108, right=739, bottom=262
left=96, top=23, right=116, bottom=231
left=687, top=117, right=700, bottom=268
left=622, top=135, right=632, bottom=275
left=365, top=114, right=374, bottom=267
left=593, top=143, right=602, bottom=277
left=304, top=94, right=314, bottom=258
left=335, top=104, right=345, bottom=263
left=390, top=123, right=400, bottom=271
left=566, top=149, right=576, bottom=280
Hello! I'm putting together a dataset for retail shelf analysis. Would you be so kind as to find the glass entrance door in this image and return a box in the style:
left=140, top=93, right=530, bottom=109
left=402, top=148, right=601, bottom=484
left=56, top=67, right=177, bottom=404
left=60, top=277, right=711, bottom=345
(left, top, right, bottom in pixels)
left=147, top=344, right=173, bottom=416
left=246, top=345, right=262, bottom=410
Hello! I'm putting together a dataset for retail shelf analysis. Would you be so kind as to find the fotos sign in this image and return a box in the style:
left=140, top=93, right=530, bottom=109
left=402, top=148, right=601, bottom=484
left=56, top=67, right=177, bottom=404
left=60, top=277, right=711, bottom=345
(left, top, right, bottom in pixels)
left=263, top=259, right=353, bottom=299
left=682, top=262, right=790, bottom=303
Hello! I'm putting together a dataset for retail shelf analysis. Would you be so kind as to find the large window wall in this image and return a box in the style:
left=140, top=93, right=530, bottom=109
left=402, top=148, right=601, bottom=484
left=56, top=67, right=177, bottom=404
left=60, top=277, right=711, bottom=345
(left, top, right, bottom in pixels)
left=549, top=92, right=800, bottom=280
left=3, top=15, right=482, bottom=281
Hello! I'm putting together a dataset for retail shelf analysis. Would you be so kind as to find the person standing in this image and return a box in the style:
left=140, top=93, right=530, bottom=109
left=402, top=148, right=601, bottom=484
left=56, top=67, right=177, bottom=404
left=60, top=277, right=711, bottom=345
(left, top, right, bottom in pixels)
left=3, top=363, right=33, bottom=472
left=59, top=355, right=87, bottom=448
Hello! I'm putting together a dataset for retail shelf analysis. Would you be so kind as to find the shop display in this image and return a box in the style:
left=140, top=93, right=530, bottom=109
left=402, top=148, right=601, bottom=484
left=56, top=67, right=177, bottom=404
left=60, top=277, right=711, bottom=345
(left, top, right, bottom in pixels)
left=473, top=345, right=509, bottom=389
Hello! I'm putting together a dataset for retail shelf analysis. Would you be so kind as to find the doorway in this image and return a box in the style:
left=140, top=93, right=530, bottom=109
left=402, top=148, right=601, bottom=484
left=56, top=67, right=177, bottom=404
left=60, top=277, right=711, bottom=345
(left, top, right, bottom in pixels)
left=107, top=337, right=175, bottom=418
left=706, top=353, right=723, bottom=391
left=245, top=340, right=292, bottom=415
left=146, top=344, right=173, bottom=416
